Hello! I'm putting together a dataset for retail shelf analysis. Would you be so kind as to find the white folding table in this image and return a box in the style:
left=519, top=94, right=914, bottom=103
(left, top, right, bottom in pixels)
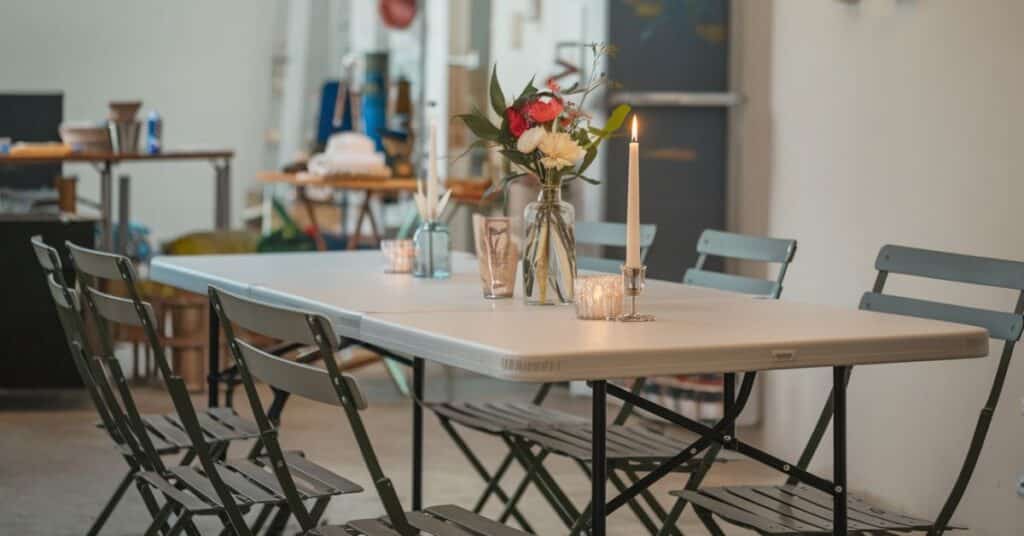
left=151, top=250, right=988, bottom=535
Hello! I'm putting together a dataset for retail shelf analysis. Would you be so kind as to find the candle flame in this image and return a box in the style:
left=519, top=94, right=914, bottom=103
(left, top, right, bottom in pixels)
left=631, top=115, right=638, bottom=142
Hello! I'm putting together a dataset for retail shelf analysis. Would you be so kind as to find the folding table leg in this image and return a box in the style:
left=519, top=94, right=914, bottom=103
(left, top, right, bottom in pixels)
left=208, top=300, right=220, bottom=408
left=412, top=357, right=425, bottom=510
left=592, top=380, right=608, bottom=536
left=833, top=366, right=848, bottom=535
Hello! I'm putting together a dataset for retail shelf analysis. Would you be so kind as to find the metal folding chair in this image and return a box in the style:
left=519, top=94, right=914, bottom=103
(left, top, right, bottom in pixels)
left=64, top=263, right=359, bottom=534
left=32, top=237, right=179, bottom=535
left=670, top=244, right=1024, bottom=534
left=209, top=284, right=533, bottom=535
left=429, top=229, right=796, bottom=533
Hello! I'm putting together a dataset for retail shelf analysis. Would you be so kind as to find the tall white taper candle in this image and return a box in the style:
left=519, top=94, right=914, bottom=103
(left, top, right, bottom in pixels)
left=428, top=120, right=438, bottom=220
left=625, top=115, right=641, bottom=268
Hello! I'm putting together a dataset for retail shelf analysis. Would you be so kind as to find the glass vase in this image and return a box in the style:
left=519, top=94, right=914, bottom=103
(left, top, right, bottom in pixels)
left=413, top=220, right=451, bottom=279
left=522, top=185, right=576, bottom=304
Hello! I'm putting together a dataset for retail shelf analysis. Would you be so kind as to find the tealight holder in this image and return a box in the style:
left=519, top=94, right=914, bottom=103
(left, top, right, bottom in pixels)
left=574, top=275, right=624, bottom=320
left=381, top=239, right=414, bottom=273
left=620, top=264, right=655, bottom=322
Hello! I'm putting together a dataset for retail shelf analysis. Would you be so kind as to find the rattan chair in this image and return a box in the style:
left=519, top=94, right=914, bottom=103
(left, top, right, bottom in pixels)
left=670, top=244, right=1024, bottom=535
left=210, top=284, right=533, bottom=535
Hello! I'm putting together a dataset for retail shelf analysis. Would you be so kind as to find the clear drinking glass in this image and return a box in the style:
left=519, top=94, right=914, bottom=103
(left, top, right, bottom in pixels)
left=476, top=217, right=517, bottom=298
left=413, top=220, right=451, bottom=279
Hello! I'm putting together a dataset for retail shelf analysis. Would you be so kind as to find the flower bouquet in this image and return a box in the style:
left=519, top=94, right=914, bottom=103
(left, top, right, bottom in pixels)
left=456, top=44, right=630, bottom=304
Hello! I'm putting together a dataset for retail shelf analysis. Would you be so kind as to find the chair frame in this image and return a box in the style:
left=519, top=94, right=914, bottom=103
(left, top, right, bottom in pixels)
left=667, top=244, right=1024, bottom=535
left=430, top=229, right=796, bottom=534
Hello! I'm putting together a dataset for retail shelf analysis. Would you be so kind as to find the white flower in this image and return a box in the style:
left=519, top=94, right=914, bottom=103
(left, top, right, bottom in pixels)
left=538, top=131, right=585, bottom=170
left=516, top=126, right=546, bottom=153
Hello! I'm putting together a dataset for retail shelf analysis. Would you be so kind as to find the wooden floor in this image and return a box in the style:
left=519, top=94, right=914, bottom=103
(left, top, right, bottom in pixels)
left=0, top=361, right=782, bottom=535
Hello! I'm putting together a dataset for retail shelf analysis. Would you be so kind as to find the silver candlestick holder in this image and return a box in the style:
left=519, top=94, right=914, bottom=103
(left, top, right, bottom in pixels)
left=620, top=264, right=655, bottom=322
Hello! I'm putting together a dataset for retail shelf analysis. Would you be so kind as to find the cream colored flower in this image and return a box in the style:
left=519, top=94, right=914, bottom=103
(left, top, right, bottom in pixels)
left=538, top=131, right=585, bottom=170
left=516, top=126, right=546, bottom=153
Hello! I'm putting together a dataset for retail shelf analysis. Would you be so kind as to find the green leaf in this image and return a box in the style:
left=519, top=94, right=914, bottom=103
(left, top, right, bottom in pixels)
left=482, top=173, right=528, bottom=200
left=602, top=104, right=632, bottom=135
left=577, top=146, right=598, bottom=176
left=456, top=109, right=501, bottom=141
left=565, top=174, right=600, bottom=185
left=450, top=138, right=495, bottom=163
left=489, top=65, right=506, bottom=116
left=499, top=149, right=534, bottom=167
left=519, top=76, right=538, bottom=100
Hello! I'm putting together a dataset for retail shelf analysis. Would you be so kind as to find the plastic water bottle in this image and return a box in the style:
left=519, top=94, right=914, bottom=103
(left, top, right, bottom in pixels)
left=145, top=110, right=162, bottom=154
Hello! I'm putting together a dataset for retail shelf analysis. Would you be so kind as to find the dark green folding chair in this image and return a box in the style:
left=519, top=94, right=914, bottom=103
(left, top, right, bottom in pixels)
left=671, top=244, right=1024, bottom=535
left=210, top=284, right=533, bottom=535
left=33, top=237, right=181, bottom=535
left=64, top=241, right=363, bottom=534
left=428, top=229, right=797, bottom=533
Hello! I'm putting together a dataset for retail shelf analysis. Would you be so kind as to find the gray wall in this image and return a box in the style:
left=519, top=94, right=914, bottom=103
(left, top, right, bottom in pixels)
left=732, top=1, right=1024, bottom=533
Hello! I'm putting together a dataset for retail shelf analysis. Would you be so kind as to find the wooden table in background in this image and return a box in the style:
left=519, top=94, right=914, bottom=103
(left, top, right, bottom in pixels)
left=0, top=149, right=234, bottom=251
left=258, top=170, right=488, bottom=250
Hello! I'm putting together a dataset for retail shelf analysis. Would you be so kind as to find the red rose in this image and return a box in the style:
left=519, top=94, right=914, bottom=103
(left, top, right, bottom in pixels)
left=524, top=95, right=564, bottom=123
left=505, top=106, right=528, bottom=138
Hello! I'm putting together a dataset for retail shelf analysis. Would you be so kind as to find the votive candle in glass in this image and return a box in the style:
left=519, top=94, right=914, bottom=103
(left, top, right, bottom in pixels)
left=381, top=239, right=415, bottom=273
left=574, top=275, right=624, bottom=320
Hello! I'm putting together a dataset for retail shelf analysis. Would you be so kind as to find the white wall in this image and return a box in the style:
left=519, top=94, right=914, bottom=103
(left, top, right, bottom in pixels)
left=0, top=0, right=276, bottom=243
left=734, top=1, right=1024, bottom=533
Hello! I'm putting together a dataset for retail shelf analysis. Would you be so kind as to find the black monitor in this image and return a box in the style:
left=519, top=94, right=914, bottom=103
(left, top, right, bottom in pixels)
left=0, top=93, right=63, bottom=189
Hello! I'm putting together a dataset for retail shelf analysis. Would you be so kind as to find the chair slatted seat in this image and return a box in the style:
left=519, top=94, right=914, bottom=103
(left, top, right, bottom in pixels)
left=427, top=401, right=586, bottom=434
left=665, top=244, right=1022, bottom=535
left=323, top=505, right=531, bottom=536
left=136, top=449, right=362, bottom=514
left=208, top=285, right=530, bottom=536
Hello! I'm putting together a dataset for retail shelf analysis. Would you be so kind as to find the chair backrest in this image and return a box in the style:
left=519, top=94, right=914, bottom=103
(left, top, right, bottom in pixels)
left=683, top=229, right=797, bottom=298
left=795, top=244, right=1024, bottom=532
left=576, top=221, right=657, bottom=274
left=65, top=241, right=174, bottom=381
left=209, top=285, right=411, bottom=534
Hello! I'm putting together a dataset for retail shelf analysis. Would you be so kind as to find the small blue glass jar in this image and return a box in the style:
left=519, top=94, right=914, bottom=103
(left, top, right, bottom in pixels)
left=413, top=220, right=451, bottom=279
